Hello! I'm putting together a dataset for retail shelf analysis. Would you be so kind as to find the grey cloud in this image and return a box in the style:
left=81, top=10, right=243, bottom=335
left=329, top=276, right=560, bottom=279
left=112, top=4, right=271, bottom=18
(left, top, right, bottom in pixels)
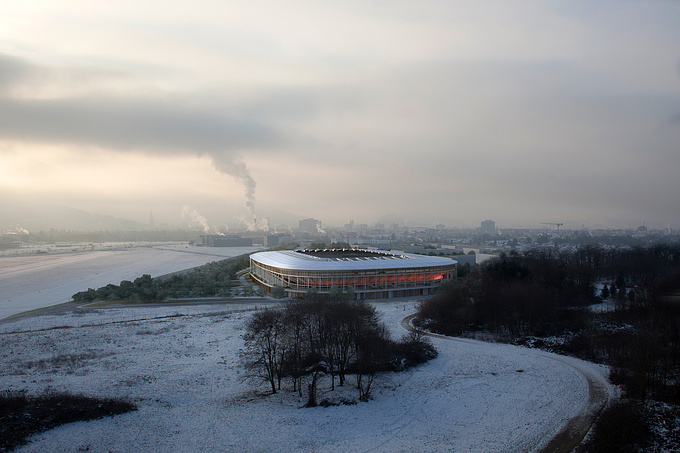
left=0, top=54, right=33, bottom=91
left=0, top=54, right=291, bottom=155
left=0, top=54, right=350, bottom=154
left=239, top=86, right=361, bottom=120
left=0, top=97, right=280, bottom=153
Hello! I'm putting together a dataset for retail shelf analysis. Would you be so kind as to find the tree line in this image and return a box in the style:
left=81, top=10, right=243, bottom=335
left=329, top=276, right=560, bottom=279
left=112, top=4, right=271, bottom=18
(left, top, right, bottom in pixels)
left=242, top=296, right=436, bottom=405
left=72, top=254, right=252, bottom=303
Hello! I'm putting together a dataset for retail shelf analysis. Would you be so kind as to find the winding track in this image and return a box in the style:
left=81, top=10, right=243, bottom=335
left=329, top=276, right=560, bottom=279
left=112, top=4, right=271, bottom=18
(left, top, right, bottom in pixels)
left=400, top=313, right=612, bottom=453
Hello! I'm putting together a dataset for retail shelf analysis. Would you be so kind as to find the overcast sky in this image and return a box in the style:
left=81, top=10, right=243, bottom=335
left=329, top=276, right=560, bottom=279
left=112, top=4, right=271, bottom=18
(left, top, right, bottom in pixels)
left=1, top=0, right=679, bottom=231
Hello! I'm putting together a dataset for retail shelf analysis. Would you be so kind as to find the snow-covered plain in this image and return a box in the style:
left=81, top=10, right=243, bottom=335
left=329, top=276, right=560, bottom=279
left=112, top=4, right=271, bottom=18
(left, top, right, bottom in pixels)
left=0, top=301, right=614, bottom=453
left=0, top=244, right=261, bottom=319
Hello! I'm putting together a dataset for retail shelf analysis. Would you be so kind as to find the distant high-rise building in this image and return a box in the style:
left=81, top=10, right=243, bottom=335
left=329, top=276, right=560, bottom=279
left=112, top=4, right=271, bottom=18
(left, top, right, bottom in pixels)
left=299, top=218, right=323, bottom=235
left=149, top=211, right=155, bottom=227
left=480, top=219, right=496, bottom=236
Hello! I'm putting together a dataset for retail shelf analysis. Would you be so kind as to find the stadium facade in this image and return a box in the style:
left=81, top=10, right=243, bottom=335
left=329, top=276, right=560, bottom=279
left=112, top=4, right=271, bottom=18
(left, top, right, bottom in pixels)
left=250, top=249, right=457, bottom=300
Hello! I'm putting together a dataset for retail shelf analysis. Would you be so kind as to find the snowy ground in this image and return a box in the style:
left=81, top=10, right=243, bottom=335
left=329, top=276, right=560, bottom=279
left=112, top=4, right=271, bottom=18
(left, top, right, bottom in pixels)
left=0, top=244, right=261, bottom=319
left=0, top=301, right=614, bottom=453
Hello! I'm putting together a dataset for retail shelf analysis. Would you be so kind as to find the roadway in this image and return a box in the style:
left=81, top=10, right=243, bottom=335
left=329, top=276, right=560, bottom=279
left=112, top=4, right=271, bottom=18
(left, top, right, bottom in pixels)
left=400, top=313, right=613, bottom=453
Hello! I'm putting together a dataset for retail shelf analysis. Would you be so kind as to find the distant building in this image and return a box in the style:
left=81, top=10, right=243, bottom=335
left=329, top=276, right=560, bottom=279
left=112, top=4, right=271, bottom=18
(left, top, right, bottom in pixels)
left=299, top=218, right=323, bottom=235
left=200, top=235, right=253, bottom=247
left=263, top=235, right=280, bottom=247
left=480, top=219, right=496, bottom=236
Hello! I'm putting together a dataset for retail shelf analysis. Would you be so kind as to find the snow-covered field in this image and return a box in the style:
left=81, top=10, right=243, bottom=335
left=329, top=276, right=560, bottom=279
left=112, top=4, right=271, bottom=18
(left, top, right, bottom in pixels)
left=0, top=244, right=261, bottom=319
left=0, top=301, right=614, bottom=453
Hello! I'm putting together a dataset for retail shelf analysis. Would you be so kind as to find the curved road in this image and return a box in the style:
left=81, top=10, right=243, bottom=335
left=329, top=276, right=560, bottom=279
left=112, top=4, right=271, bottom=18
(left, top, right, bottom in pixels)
left=401, top=313, right=612, bottom=453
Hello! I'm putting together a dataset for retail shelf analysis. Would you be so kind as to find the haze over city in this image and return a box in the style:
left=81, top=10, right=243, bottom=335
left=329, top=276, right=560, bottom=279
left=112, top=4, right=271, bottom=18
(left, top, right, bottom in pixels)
left=1, top=1, right=679, bottom=231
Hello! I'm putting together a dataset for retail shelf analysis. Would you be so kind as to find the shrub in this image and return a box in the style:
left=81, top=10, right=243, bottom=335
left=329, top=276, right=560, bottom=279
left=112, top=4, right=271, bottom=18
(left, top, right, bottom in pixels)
left=394, top=332, right=438, bottom=369
left=0, top=390, right=137, bottom=452
left=271, top=286, right=286, bottom=299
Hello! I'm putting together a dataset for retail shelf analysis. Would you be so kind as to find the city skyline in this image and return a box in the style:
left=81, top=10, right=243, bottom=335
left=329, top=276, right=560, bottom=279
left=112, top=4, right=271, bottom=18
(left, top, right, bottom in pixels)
left=1, top=1, right=679, bottom=232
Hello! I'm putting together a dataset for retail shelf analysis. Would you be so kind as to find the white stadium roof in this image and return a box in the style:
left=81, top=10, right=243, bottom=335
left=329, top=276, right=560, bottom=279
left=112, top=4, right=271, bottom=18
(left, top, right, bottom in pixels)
left=250, top=250, right=457, bottom=271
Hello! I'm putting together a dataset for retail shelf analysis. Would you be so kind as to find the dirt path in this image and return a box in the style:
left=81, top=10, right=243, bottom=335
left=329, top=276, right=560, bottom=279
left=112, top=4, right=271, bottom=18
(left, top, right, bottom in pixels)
left=401, top=313, right=612, bottom=453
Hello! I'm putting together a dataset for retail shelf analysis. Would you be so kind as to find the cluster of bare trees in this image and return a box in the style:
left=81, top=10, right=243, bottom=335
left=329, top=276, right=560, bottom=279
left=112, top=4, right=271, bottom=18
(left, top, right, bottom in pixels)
left=241, top=297, right=436, bottom=405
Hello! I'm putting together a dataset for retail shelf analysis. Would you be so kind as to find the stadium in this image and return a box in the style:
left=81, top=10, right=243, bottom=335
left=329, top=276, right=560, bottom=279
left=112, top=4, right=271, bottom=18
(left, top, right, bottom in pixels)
left=250, top=249, right=457, bottom=299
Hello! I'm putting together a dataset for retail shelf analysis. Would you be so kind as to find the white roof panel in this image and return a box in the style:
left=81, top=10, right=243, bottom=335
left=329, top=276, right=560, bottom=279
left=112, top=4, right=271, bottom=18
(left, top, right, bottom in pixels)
left=250, top=250, right=457, bottom=271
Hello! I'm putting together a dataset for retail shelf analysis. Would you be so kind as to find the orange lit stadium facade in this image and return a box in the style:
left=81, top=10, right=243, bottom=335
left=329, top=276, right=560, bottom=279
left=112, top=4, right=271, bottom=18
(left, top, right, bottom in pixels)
left=250, top=249, right=457, bottom=299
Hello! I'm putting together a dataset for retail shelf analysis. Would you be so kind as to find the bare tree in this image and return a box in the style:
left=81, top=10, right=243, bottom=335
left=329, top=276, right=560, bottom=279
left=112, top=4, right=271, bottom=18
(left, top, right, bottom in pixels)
left=242, top=309, right=286, bottom=394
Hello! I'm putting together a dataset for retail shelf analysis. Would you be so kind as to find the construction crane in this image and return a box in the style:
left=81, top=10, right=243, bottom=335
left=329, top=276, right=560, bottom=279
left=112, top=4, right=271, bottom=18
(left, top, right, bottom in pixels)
left=541, top=222, right=564, bottom=232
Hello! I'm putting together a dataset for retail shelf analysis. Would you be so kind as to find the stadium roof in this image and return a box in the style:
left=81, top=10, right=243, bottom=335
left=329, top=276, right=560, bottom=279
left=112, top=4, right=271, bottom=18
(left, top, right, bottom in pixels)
left=250, top=250, right=456, bottom=271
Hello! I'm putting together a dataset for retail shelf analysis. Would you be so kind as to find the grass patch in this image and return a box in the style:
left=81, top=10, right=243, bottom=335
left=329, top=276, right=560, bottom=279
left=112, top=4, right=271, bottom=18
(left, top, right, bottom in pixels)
left=82, top=299, right=143, bottom=307
left=21, top=351, right=111, bottom=373
left=83, top=297, right=246, bottom=307
left=0, top=390, right=137, bottom=452
left=3, top=301, right=78, bottom=320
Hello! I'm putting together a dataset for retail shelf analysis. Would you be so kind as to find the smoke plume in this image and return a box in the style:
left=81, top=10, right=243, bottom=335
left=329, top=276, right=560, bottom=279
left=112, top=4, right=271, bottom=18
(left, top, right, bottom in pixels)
left=181, top=205, right=210, bottom=232
left=212, top=156, right=257, bottom=221
left=237, top=214, right=270, bottom=232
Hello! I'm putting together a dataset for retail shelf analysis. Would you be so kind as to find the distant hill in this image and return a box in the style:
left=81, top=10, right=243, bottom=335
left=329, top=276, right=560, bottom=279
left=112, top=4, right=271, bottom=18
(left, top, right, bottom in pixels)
left=0, top=198, right=148, bottom=233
